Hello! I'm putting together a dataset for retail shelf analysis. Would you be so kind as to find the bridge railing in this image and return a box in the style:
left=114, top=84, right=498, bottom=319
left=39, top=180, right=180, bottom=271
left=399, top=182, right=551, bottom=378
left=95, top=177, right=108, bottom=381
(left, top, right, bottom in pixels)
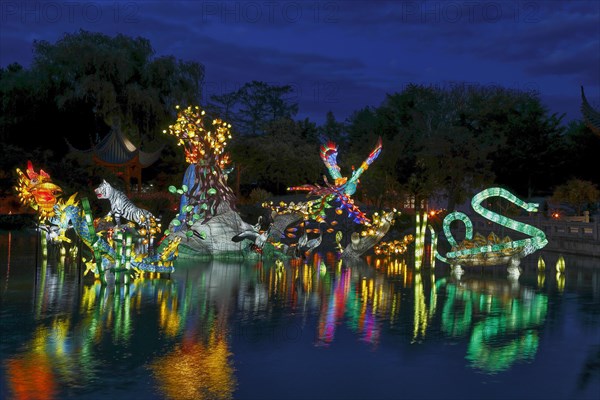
left=537, top=219, right=598, bottom=241
left=468, top=214, right=599, bottom=242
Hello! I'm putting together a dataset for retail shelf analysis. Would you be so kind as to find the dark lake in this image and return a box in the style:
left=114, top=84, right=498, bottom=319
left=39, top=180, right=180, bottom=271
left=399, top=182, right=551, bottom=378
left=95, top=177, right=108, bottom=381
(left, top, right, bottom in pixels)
left=1, top=229, right=599, bottom=400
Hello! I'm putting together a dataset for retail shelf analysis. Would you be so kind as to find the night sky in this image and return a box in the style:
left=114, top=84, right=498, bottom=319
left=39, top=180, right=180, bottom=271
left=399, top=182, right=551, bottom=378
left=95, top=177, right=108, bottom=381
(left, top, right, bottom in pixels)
left=1, top=0, right=598, bottom=125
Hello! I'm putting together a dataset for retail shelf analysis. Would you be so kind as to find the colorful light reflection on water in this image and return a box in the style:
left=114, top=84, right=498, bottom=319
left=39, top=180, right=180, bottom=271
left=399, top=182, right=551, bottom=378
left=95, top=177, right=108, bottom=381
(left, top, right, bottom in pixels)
left=1, top=231, right=599, bottom=399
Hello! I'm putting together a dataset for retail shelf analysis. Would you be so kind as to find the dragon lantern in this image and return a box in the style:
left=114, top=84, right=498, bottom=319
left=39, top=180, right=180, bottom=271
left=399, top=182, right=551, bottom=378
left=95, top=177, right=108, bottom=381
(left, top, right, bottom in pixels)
left=15, top=161, right=62, bottom=221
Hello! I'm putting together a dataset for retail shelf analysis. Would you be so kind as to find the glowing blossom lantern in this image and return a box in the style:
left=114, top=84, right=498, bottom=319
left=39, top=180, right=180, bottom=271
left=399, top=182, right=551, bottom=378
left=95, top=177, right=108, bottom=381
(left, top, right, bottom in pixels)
left=163, top=105, right=233, bottom=167
left=162, top=105, right=240, bottom=235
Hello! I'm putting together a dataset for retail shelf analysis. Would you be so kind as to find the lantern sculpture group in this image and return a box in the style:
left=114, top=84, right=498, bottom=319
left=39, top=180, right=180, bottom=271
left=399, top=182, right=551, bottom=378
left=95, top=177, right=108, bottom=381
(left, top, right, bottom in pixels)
left=259, top=136, right=395, bottom=259
left=14, top=161, right=181, bottom=284
left=157, top=106, right=392, bottom=259
left=14, top=103, right=551, bottom=281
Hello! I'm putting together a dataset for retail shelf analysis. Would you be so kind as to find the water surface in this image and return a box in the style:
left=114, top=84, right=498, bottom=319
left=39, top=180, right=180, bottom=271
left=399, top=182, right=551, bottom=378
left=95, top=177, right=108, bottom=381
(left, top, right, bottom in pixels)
left=1, top=230, right=599, bottom=399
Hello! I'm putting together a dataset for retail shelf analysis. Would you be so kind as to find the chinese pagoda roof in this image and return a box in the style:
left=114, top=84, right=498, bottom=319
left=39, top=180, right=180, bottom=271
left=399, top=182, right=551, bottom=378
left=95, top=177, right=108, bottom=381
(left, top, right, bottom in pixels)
left=581, top=86, right=600, bottom=135
left=68, top=128, right=162, bottom=168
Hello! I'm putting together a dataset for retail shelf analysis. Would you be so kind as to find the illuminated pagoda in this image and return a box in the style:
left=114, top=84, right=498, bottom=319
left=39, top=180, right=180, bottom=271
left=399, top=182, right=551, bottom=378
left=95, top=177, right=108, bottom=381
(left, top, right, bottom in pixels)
left=581, top=86, right=600, bottom=135
left=68, top=127, right=162, bottom=193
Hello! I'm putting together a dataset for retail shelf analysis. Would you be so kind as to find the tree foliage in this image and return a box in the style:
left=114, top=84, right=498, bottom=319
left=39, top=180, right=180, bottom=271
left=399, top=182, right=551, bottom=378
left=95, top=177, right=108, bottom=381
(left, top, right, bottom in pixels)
left=561, top=121, right=600, bottom=185
left=343, top=83, right=574, bottom=209
left=2, top=30, right=597, bottom=210
left=490, top=95, right=566, bottom=197
left=1, top=30, right=204, bottom=158
left=208, top=80, right=298, bottom=135
left=318, top=111, right=345, bottom=144
left=229, top=118, right=321, bottom=195
left=552, top=179, right=600, bottom=215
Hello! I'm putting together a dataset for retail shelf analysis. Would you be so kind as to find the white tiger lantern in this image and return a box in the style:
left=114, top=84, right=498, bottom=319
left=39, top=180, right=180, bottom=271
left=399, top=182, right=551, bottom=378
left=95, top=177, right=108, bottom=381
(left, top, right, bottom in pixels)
left=94, top=179, right=156, bottom=228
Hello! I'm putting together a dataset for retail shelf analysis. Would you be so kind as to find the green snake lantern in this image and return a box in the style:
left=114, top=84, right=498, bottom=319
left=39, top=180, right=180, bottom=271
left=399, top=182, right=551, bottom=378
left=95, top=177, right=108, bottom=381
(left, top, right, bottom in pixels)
left=434, top=187, right=548, bottom=277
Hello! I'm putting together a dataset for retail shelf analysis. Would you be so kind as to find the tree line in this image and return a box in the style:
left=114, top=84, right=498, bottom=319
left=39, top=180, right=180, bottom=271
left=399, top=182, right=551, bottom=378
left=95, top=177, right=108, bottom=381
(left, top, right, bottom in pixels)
left=1, top=31, right=598, bottom=214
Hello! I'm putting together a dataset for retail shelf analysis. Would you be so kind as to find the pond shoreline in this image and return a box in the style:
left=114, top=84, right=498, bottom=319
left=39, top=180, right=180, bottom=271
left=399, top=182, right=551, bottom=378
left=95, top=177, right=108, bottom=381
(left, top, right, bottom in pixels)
left=3, top=210, right=599, bottom=261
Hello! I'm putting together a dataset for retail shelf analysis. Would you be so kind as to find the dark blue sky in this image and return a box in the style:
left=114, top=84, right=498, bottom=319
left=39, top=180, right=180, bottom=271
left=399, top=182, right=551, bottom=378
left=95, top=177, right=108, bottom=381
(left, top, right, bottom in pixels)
left=1, top=0, right=598, bottom=125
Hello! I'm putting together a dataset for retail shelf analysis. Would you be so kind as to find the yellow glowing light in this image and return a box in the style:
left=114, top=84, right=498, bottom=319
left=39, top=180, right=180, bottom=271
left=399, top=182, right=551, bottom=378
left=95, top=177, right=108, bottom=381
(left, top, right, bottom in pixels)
left=537, top=256, right=545, bottom=271
left=165, top=105, right=233, bottom=166
left=555, top=255, right=566, bottom=273
left=15, top=162, right=63, bottom=222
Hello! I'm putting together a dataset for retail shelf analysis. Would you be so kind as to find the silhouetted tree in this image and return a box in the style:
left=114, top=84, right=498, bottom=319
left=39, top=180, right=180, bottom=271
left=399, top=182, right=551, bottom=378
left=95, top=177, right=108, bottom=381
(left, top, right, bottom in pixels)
left=215, top=80, right=299, bottom=135
left=552, top=179, right=599, bottom=215
left=1, top=30, right=204, bottom=156
left=208, top=92, right=239, bottom=122
left=318, top=110, right=345, bottom=144
left=230, top=118, right=321, bottom=195
left=561, top=120, right=600, bottom=185
left=490, top=96, right=566, bottom=198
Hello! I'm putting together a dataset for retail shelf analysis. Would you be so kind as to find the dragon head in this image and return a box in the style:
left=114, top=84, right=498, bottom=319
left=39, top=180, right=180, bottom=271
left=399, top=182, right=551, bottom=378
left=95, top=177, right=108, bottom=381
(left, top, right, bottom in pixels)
left=15, top=161, right=62, bottom=221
